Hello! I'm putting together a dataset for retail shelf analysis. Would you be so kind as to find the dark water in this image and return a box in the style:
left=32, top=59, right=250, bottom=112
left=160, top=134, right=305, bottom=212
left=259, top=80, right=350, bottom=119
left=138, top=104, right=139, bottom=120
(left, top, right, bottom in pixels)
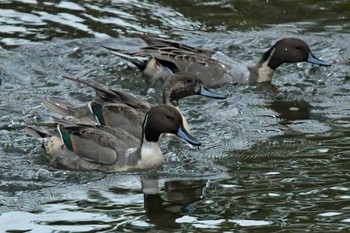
left=0, top=0, right=350, bottom=232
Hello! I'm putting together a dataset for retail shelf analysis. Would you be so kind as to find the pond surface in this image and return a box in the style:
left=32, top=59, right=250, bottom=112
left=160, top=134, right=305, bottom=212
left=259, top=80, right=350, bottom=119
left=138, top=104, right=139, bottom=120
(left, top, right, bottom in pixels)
left=0, top=0, right=350, bottom=232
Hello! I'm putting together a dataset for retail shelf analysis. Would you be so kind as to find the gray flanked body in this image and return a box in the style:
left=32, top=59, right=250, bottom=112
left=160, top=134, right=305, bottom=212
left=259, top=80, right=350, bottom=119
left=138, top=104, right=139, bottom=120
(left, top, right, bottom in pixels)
left=26, top=105, right=201, bottom=172
left=103, top=35, right=330, bottom=88
left=43, top=73, right=225, bottom=139
left=28, top=126, right=142, bottom=172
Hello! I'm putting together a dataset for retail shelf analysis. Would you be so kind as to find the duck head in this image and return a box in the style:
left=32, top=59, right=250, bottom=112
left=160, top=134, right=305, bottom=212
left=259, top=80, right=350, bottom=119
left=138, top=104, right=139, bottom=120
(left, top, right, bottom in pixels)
left=143, top=104, right=201, bottom=146
left=265, top=38, right=330, bottom=70
left=163, top=72, right=226, bottom=106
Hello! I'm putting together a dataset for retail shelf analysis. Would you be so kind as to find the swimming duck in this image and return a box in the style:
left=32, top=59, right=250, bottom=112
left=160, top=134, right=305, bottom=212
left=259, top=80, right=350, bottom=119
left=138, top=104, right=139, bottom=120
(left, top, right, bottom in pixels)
left=43, top=73, right=226, bottom=138
left=103, top=35, right=330, bottom=88
left=26, top=105, right=201, bottom=172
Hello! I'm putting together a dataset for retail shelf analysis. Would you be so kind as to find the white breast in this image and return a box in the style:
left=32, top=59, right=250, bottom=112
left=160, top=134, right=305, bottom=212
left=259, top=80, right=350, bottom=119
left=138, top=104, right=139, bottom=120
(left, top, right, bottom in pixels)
left=138, top=141, right=164, bottom=170
left=257, top=61, right=274, bottom=82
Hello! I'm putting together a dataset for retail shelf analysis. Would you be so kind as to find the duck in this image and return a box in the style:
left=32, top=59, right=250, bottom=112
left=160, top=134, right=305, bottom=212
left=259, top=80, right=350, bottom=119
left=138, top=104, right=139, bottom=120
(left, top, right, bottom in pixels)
left=43, top=73, right=226, bottom=139
left=26, top=105, right=201, bottom=172
left=102, top=35, right=331, bottom=88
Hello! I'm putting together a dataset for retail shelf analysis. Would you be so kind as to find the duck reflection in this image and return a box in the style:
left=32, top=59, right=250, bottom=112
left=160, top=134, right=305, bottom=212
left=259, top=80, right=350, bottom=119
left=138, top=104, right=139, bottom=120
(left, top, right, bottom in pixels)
left=253, top=82, right=311, bottom=122
left=141, top=177, right=208, bottom=229
left=266, top=99, right=311, bottom=122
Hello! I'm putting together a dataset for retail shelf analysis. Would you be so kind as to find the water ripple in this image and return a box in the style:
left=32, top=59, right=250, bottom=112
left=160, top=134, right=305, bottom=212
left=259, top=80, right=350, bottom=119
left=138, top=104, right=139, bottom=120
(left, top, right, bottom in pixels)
left=0, top=0, right=350, bottom=232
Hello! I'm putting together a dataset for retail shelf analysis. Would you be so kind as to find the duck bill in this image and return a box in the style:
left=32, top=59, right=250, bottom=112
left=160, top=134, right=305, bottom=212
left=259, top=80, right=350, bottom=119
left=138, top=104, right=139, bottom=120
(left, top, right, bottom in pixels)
left=199, top=84, right=226, bottom=99
left=307, top=52, right=330, bottom=66
left=176, top=125, right=201, bottom=146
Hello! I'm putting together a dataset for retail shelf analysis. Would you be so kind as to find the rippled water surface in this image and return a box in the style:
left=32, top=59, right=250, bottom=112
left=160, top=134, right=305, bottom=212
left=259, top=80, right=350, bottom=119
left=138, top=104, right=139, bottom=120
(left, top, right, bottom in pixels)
left=0, top=0, right=350, bottom=232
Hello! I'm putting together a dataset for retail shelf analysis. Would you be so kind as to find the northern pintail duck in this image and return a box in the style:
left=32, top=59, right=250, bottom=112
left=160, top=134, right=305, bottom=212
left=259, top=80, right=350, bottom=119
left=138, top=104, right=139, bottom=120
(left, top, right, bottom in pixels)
left=43, top=73, right=225, bottom=138
left=26, top=105, right=201, bottom=172
left=103, top=35, right=330, bottom=88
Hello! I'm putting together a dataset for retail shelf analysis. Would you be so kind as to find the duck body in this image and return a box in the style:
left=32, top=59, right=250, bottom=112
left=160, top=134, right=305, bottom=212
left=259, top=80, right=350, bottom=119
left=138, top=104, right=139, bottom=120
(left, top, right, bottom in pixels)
left=27, top=125, right=142, bottom=172
left=104, top=35, right=330, bottom=88
left=26, top=105, right=201, bottom=172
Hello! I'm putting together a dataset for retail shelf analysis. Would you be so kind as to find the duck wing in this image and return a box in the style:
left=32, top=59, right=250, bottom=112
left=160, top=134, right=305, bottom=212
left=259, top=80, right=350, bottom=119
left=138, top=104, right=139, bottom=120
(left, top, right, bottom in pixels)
left=135, top=34, right=214, bottom=57
left=59, top=125, right=136, bottom=166
left=63, top=75, right=151, bottom=112
left=43, top=97, right=91, bottom=118
left=95, top=103, right=145, bottom=139
left=108, top=89, right=151, bottom=113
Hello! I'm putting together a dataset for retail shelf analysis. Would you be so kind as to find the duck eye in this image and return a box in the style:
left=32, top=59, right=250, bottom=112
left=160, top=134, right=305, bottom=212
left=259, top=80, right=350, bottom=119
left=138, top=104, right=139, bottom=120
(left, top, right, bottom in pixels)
left=295, top=46, right=302, bottom=50
left=166, top=115, right=174, bottom=120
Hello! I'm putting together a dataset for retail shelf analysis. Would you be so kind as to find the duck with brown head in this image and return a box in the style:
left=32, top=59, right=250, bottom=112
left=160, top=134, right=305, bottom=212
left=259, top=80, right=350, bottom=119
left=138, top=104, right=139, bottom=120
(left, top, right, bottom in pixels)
left=43, top=73, right=226, bottom=139
left=248, top=38, right=330, bottom=84
left=26, top=105, right=201, bottom=172
left=103, top=35, right=330, bottom=88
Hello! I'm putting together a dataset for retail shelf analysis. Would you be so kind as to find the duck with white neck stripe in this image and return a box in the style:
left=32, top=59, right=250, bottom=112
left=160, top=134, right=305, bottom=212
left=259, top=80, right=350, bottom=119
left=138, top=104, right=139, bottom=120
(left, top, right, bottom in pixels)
left=103, top=35, right=330, bottom=88
left=43, top=73, right=226, bottom=139
left=26, top=105, right=201, bottom=172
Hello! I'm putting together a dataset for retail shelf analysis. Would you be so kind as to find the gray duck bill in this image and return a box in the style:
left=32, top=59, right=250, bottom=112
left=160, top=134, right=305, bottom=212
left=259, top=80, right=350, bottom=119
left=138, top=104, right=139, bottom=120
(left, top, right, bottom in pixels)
left=176, top=125, right=201, bottom=146
left=307, top=52, right=330, bottom=66
left=199, top=84, right=227, bottom=99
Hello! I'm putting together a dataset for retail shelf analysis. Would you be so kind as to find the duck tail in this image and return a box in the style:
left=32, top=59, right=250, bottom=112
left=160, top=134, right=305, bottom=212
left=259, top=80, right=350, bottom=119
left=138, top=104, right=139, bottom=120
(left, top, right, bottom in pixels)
left=42, top=97, right=75, bottom=116
left=101, top=45, right=150, bottom=71
left=129, top=33, right=159, bottom=45
left=25, top=126, right=51, bottom=140
left=62, top=75, right=104, bottom=91
left=61, top=75, right=115, bottom=100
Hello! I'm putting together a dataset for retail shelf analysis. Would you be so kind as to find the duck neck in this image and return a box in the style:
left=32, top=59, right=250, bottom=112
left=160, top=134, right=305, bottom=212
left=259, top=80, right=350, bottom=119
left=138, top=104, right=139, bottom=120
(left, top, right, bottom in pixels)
left=163, top=88, right=179, bottom=107
left=138, top=121, right=163, bottom=169
left=249, top=48, right=276, bottom=84
left=137, top=139, right=163, bottom=170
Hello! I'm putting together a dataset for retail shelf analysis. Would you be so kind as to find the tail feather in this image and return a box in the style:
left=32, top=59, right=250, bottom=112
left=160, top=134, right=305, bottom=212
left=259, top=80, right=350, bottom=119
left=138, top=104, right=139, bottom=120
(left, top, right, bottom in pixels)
left=26, top=126, right=63, bottom=154
left=62, top=75, right=115, bottom=101
left=101, top=45, right=149, bottom=71
left=62, top=75, right=107, bottom=92
left=42, top=97, right=76, bottom=116
left=52, top=116, right=96, bottom=127
left=25, top=126, right=52, bottom=139
left=128, top=33, right=169, bottom=46
left=27, top=121, right=58, bottom=127
left=130, top=33, right=214, bottom=55
left=63, top=75, right=150, bottom=112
